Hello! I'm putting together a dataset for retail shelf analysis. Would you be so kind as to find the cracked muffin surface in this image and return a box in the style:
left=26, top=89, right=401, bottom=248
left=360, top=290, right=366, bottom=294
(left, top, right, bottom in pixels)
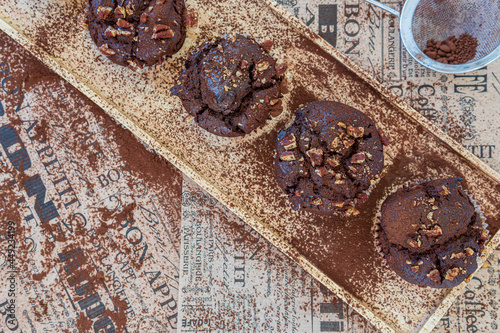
left=274, top=101, right=384, bottom=215
left=172, top=34, right=286, bottom=137
left=378, top=178, right=488, bottom=288
left=88, top=0, right=186, bottom=68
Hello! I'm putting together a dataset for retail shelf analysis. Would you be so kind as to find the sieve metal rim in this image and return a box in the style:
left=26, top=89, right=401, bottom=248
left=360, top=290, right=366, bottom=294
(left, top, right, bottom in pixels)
left=363, top=0, right=500, bottom=74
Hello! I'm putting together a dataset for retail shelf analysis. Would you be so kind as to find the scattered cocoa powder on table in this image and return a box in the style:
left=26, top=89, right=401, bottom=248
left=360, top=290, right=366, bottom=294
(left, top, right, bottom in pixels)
left=424, top=33, right=478, bottom=64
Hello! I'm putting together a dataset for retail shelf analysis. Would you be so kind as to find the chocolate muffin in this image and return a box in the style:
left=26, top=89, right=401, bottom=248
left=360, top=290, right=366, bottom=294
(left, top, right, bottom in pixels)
left=172, top=34, right=286, bottom=137
left=378, top=178, right=488, bottom=289
left=88, top=0, right=186, bottom=68
left=274, top=101, right=384, bottom=216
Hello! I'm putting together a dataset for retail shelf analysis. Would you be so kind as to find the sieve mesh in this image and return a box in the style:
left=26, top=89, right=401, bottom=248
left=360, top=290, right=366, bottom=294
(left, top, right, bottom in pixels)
left=412, top=0, right=500, bottom=62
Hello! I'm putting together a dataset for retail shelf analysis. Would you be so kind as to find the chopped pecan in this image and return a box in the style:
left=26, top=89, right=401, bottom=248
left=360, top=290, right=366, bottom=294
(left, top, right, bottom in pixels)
left=125, top=3, right=134, bottom=15
left=337, top=122, right=346, bottom=129
left=99, top=44, right=116, bottom=56
left=256, top=60, right=270, bottom=72
left=117, top=18, right=133, bottom=28
left=97, top=6, right=113, bottom=20
left=348, top=166, right=357, bottom=174
left=326, top=157, right=340, bottom=167
left=451, top=252, right=465, bottom=259
left=332, top=202, right=345, bottom=208
left=330, top=137, right=341, bottom=150
left=306, top=148, right=323, bottom=167
left=423, top=225, right=442, bottom=237
left=441, top=185, right=451, bottom=195
left=281, top=133, right=297, bottom=151
left=241, top=60, right=249, bottom=69
left=344, top=207, right=360, bottom=217
left=350, top=153, right=366, bottom=164
left=411, top=266, right=419, bottom=273
left=314, top=167, right=329, bottom=177
left=114, top=6, right=126, bottom=19
left=445, top=267, right=460, bottom=281
left=347, top=125, right=364, bottom=138
left=279, top=151, right=296, bottom=161
left=152, top=29, right=174, bottom=39
left=426, top=212, right=434, bottom=221
left=311, top=198, right=323, bottom=206
left=427, top=269, right=441, bottom=282
left=465, top=248, right=474, bottom=256
left=127, top=59, right=143, bottom=71
left=140, top=12, right=148, bottom=23
left=118, top=29, right=133, bottom=37
left=105, top=26, right=118, bottom=37
left=343, top=138, right=355, bottom=148
left=407, top=239, right=421, bottom=248
left=153, top=24, right=169, bottom=33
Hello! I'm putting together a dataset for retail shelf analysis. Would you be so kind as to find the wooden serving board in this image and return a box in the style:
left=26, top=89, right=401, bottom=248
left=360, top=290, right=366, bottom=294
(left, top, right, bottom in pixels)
left=1, top=0, right=499, bottom=332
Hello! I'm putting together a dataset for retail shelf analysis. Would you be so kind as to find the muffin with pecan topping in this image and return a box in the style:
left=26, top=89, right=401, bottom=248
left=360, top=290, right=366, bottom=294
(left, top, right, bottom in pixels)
left=172, top=34, right=286, bottom=137
left=274, top=101, right=384, bottom=216
left=88, top=0, right=186, bottom=69
left=378, top=178, right=488, bottom=288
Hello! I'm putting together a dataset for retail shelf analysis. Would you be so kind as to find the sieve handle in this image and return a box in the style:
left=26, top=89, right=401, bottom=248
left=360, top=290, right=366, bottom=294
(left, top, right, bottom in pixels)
left=361, top=0, right=401, bottom=17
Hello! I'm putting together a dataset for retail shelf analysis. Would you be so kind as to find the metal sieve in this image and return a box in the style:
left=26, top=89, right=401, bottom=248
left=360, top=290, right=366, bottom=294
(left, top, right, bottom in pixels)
left=362, top=0, right=500, bottom=74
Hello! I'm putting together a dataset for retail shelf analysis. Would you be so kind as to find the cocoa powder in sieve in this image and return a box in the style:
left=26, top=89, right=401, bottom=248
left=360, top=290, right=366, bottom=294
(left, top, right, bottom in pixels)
left=424, top=33, right=478, bottom=64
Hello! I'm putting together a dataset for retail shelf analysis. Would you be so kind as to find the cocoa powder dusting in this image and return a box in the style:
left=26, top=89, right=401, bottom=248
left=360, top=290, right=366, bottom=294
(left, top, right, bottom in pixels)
left=0, top=30, right=183, bottom=332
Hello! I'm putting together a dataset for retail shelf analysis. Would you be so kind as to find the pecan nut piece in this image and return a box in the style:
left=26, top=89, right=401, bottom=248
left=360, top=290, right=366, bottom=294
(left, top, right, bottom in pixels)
left=326, top=157, right=339, bottom=167
left=350, top=153, right=366, bottom=164
left=114, top=6, right=126, bottom=19
left=423, top=225, right=442, bottom=237
left=445, top=267, right=460, bottom=281
left=105, top=26, right=118, bottom=37
left=347, top=125, right=364, bottom=138
left=97, top=6, right=113, bottom=20
left=152, top=29, right=174, bottom=39
left=305, top=148, right=323, bottom=167
left=427, top=269, right=441, bottom=282
left=256, top=60, right=270, bottom=72
left=314, top=167, right=329, bottom=177
left=279, top=151, right=296, bottom=161
left=99, top=44, right=116, bottom=56
left=281, top=133, right=297, bottom=150
left=117, top=18, right=133, bottom=28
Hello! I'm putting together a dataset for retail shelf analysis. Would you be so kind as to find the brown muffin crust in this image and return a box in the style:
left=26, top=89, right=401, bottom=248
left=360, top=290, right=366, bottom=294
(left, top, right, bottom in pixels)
left=274, top=101, right=384, bottom=216
left=172, top=34, right=286, bottom=137
left=88, top=0, right=186, bottom=68
left=378, top=178, right=488, bottom=288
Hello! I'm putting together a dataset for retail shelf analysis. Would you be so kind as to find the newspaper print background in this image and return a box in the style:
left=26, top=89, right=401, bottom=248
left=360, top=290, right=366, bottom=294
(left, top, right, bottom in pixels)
left=178, top=0, right=500, bottom=332
left=0, top=31, right=183, bottom=332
